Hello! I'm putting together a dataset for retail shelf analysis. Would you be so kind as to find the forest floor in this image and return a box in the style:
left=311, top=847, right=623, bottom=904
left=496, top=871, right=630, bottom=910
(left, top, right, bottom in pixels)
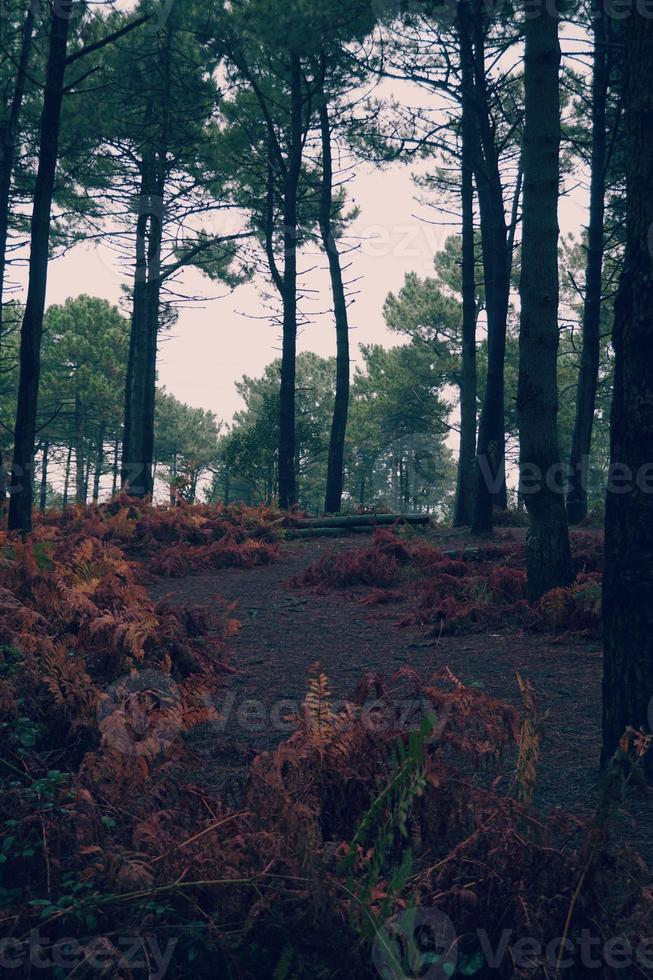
left=148, top=527, right=653, bottom=868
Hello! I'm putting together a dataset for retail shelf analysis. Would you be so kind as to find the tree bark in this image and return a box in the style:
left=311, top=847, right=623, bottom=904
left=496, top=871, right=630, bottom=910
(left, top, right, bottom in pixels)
left=92, top=423, right=105, bottom=502
left=111, top=440, right=119, bottom=496
left=0, top=3, right=35, bottom=332
left=120, top=220, right=141, bottom=489
left=121, top=152, right=163, bottom=498
left=8, top=1, right=73, bottom=534
left=83, top=453, right=91, bottom=502
left=319, top=81, right=350, bottom=515
left=601, top=10, right=653, bottom=776
left=0, top=3, right=34, bottom=334
left=468, top=8, right=510, bottom=533
left=454, top=8, right=477, bottom=527
left=517, top=1, right=573, bottom=604
left=62, top=443, right=72, bottom=508
left=140, top=240, right=162, bottom=498
left=39, top=440, right=49, bottom=513
left=74, top=393, right=85, bottom=504
left=567, top=4, right=609, bottom=525
left=277, top=53, right=303, bottom=510
left=0, top=452, right=7, bottom=514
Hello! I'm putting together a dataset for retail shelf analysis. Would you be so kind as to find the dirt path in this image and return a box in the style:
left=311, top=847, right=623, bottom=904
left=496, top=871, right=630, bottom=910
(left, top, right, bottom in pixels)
left=149, top=531, right=653, bottom=865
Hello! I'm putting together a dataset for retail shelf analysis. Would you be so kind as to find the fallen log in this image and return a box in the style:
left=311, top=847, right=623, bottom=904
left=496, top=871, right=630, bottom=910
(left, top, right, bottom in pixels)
left=285, top=527, right=349, bottom=539
left=285, top=525, right=382, bottom=539
left=284, top=527, right=484, bottom=558
left=291, top=513, right=430, bottom=530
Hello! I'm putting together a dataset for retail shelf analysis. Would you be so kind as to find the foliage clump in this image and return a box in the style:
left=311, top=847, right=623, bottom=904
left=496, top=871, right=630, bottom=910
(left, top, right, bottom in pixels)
left=35, top=495, right=283, bottom=577
left=294, top=529, right=604, bottom=639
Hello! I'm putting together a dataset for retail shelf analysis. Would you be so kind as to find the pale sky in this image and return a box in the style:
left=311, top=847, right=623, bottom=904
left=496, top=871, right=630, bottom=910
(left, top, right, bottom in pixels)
left=19, top=21, right=590, bottom=431
left=38, top=158, right=587, bottom=430
left=41, top=158, right=454, bottom=425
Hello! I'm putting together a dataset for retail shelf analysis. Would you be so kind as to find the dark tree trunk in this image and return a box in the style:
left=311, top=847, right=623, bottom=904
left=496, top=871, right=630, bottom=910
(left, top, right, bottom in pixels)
left=277, top=53, right=303, bottom=510
left=454, top=9, right=477, bottom=527
left=120, top=222, right=142, bottom=489
left=0, top=3, right=35, bottom=332
left=39, top=440, right=49, bottom=513
left=140, top=262, right=161, bottom=498
left=121, top=154, right=163, bottom=498
left=62, top=443, right=72, bottom=508
left=602, top=11, right=653, bottom=776
left=83, top=454, right=91, bottom=502
left=567, top=5, right=609, bottom=525
left=0, top=452, right=6, bottom=514
left=319, top=84, right=350, bottom=515
left=468, top=9, right=510, bottom=533
left=517, top=0, right=573, bottom=604
left=111, top=441, right=119, bottom=496
left=507, top=152, right=524, bottom=282
left=74, top=393, right=85, bottom=504
left=8, top=1, right=72, bottom=535
left=92, top=423, right=105, bottom=503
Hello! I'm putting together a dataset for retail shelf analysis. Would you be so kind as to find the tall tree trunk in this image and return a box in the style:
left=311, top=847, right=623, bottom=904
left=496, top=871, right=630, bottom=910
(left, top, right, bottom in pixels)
left=0, top=449, right=10, bottom=514
left=169, top=449, right=177, bottom=504
left=8, top=1, right=72, bottom=535
left=567, top=5, right=609, bottom=525
left=83, top=454, right=91, bottom=502
left=74, top=393, right=85, bottom=504
left=121, top=154, right=163, bottom=498
left=517, top=1, right=573, bottom=604
left=601, top=10, right=653, bottom=776
left=62, top=443, right=72, bottom=508
left=454, top=7, right=477, bottom=527
left=277, top=53, right=302, bottom=510
left=92, top=423, right=105, bottom=503
left=319, top=89, right=350, bottom=515
left=111, top=440, right=119, bottom=496
left=468, top=9, right=510, bottom=533
left=0, top=3, right=35, bottom=334
left=120, top=218, right=142, bottom=489
left=139, top=232, right=162, bottom=498
left=39, top=440, right=49, bottom=513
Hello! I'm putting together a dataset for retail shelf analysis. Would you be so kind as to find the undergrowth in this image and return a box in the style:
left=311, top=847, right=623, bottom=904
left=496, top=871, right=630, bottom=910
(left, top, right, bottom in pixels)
left=0, top=508, right=648, bottom=979
left=34, top=496, right=283, bottom=577
left=294, top=528, right=605, bottom=638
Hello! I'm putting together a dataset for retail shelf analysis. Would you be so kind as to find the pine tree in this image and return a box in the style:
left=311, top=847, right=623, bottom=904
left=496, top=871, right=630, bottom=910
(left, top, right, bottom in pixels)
left=516, top=1, right=573, bottom=602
